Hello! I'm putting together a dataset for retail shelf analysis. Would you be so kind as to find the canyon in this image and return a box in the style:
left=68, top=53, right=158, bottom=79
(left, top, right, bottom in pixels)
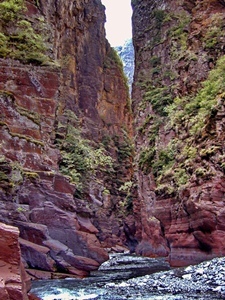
left=0, top=0, right=225, bottom=293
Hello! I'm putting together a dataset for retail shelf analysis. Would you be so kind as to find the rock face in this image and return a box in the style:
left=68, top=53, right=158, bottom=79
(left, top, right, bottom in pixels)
left=2, top=0, right=225, bottom=276
left=0, top=0, right=134, bottom=276
left=0, top=222, right=30, bottom=300
left=132, top=0, right=225, bottom=265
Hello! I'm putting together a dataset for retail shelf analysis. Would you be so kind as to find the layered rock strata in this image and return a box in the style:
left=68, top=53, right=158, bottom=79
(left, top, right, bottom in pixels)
left=132, top=0, right=225, bottom=265
left=0, top=0, right=134, bottom=276
left=0, top=222, right=31, bottom=300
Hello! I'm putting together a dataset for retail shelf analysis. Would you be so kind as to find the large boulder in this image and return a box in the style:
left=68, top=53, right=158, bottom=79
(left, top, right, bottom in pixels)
left=0, top=223, right=30, bottom=300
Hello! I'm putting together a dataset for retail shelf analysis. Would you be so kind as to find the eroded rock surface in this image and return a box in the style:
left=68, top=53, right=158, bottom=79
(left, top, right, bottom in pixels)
left=132, top=0, right=225, bottom=265
left=0, top=0, right=134, bottom=277
left=0, top=222, right=30, bottom=300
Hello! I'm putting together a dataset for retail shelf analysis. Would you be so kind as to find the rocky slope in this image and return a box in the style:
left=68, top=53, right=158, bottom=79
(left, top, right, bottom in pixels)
left=0, top=0, right=134, bottom=277
left=132, top=0, right=225, bottom=266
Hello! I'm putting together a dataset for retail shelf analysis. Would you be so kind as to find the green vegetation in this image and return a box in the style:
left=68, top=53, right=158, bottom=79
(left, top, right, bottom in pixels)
left=135, top=7, right=225, bottom=201
left=138, top=53, right=225, bottom=196
left=0, top=155, right=41, bottom=192
left=200, top=146, right=220, bottom=159
left=112, top=131, right=134, bottom=165
left=139, top=147, right=155, bottom=174
left=16, top=106, right=40, bottom=125
left=138, top=116, right=162, bottom=174
left=56, top=111, right=113, bottom=191
left=144, top=86, right=173, bottom=116
left=0, top=0, right=25, bottom=22
left=152, top=145, right=175, bottom=178
left=10, top=132, right=44, bottom=147
left=203, top=13, right=225, bottom=50
left=154, top=9, right=167, bottom=30
left=104, top=47, right=124, bottom=70
left=167, top=55, right=225, bottom=136
left=168, top=12, right=191, bottom=59
left=23, top=171, right=39, bottom=180
left=118, top=180, right=134, bottom=212
left=0, top=0, right=50, bottom=64
left=100, top=131, right=135, bottom=213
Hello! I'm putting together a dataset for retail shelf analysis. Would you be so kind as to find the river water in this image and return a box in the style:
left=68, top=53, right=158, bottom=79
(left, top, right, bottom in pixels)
left=30, top=254, right=225, bottom=300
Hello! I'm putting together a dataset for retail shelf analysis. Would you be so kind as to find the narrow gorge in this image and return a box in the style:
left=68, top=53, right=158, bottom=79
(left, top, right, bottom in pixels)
left=0, top=0, right=225, bottom=298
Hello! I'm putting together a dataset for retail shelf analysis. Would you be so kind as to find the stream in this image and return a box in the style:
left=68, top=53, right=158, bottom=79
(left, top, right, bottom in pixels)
left=30, top=254, right=225, bottom=300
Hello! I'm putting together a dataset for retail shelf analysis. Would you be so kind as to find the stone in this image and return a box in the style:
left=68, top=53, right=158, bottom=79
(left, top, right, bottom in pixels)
left=0, top=223, right=30, bottom=300
left=132, top=0, right=225, bottom=266
left=0, top=0, right=134, bottom=278
left=19, top=238, right=56, bottom=272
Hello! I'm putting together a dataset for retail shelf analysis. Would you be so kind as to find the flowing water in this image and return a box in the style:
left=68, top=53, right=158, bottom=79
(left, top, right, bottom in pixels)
left=30, top=254, right=225, bottom=300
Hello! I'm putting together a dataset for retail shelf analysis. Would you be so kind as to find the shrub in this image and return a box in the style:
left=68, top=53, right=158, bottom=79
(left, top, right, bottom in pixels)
left=167, top=55, right=225, bottom=135
left=139, top=147, right=156, bottom=173
left=57, top=117, right=113, bottom=190
left=144, top=86, right=173, bottom=116
left=203, top=13, right=224, bottom=49
left=0, top=0, right=49, bottom=64
left=0, top=33, right=9, bottom=57
left=154, top=9, right=167, bottom=29
left=0, top=0, right=25, bottom=22
left=152, top=147, right=175, bottom=177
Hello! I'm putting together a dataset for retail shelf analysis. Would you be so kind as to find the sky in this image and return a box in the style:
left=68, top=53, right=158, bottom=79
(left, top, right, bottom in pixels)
left=101, top=0, right=132, bottom=47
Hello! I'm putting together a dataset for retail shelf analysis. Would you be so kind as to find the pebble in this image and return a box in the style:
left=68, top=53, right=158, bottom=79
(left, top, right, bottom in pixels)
left=31, top=255, right=225, bottom=300
left=101, top=256, right=225, bottom=299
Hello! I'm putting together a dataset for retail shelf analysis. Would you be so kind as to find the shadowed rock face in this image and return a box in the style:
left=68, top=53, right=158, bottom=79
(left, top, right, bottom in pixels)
left=0, top=0, right=134, bottom=277
left=132, top=0, right=225, bottom=266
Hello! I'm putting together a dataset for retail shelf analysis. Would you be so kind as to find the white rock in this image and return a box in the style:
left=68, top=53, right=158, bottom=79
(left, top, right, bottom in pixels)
left=182, top=274, right=192, bottom=280
left=196, top=268, right=204, bottom=275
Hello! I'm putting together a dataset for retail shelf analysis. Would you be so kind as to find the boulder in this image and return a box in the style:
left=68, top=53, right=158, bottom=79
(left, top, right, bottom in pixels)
left=0, top=223, right=30, bottom=300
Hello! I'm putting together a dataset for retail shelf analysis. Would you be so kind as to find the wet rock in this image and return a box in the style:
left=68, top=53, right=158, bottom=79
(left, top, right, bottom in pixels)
left=101, top=256, right=225, bottom=299
left=94, top=253, right=170, bottom=282
left=30, top=255, right=225, bottom=300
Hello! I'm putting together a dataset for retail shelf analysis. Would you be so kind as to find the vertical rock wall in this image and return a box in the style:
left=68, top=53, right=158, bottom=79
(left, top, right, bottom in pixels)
left=0, top=0, right=134, bottom=276
left=132, top=0, right=225, bottom=266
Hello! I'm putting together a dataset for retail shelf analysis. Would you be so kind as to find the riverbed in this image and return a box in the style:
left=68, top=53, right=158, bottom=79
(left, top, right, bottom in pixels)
left=30, top=254, right=225, bottom=299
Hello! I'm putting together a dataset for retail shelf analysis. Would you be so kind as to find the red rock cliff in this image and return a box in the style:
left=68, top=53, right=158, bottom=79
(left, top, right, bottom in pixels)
left=0, top=222, right=31, bottom=300
left=0, top=0, right=134, bottom=276
left=132, top=0, right=225, bottom=266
